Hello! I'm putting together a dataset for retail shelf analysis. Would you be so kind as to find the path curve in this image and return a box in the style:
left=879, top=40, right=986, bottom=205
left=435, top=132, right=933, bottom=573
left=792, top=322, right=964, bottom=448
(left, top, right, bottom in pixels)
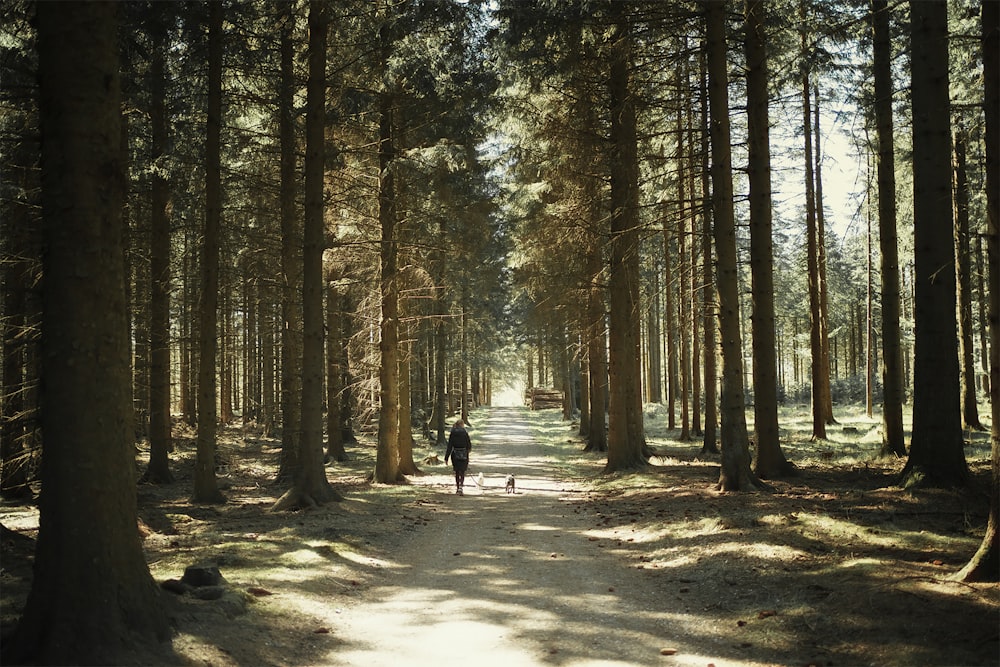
left=331, top=407, right=694, bottom=667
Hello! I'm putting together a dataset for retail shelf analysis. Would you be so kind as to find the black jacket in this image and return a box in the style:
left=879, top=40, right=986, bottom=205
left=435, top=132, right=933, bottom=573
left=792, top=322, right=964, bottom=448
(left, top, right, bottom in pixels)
left=445, top=426, right=471, bottom=462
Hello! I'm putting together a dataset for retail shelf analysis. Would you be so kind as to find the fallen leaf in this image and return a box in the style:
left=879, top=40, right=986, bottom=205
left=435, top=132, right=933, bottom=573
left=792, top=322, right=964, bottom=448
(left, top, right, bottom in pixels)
left=660, top=647, right=678, bottom=656
left=314, top=627, right=330, bottom=634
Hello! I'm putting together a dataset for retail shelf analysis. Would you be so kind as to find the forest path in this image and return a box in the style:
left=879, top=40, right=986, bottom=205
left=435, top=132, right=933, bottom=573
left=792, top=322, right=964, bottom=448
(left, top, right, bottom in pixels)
left=330, top=407, right=694, bottom=667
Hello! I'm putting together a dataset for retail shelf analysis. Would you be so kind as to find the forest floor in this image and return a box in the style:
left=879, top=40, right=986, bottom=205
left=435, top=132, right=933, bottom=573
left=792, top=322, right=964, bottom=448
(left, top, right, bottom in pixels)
left=1, top=404, right=998, bottom=666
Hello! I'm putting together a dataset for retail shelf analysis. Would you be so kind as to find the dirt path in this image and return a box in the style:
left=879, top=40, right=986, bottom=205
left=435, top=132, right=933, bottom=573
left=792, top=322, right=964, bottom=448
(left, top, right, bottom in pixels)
left=330, top=407, right=691, bottom=666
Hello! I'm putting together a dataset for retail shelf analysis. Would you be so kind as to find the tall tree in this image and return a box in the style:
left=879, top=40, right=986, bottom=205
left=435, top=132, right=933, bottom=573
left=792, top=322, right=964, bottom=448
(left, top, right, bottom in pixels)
left=801, top=4, right=827, bottom=441
left=956, top=0, right=999, bottom=582
left=275, top=0, right=340, bottom=508
left=277, top=1, right=303, bottom=483
left=745, top=0, right=793, bottom=478
left=3, top=3, right=171, bottom=661
left=699, top=46, right=719, bottom=457
left=374, top=6, right=403, bottom=484
left=871, top=0, right=906, bottom=458
left=952, top=128, right=983, bottom=431
left=144, top=3, right=174, bottom=484
left=605, top=3, right=647, bottom=472
left=705, top=0, right=760, bottom=491
left=192, top=0, right=226, bottom=504
left=900, top=0, right=968, bottom=489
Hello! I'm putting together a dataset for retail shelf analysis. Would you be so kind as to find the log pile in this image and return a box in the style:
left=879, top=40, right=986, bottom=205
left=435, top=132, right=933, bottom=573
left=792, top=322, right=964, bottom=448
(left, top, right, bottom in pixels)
left=525, top=387, right=563, bottom=410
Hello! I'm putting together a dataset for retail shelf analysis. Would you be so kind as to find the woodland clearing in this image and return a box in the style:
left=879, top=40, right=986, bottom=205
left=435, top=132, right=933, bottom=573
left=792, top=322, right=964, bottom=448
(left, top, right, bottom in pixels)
left=1, top=404, right=997, bottom=667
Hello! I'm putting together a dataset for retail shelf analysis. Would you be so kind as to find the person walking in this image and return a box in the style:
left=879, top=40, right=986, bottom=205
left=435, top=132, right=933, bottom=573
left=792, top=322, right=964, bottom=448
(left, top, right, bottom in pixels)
left=444, top=419, right=471, bottom=494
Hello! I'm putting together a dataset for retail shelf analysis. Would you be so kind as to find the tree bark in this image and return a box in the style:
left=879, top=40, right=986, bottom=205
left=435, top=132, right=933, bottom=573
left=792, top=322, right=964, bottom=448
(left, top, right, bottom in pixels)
left=4, top=4, right=172, bottom=661
left=275, top=0, right=340, bottom=509
left=953, top=129, right=983, bottom=431
left=145, top=3, right=174, bottom=484
left=801, top=20, right=826, bottom=441
left=745, top=0, right=793, bottom=478
left=326, top=284, right=348, bottom=462
left=585, top=228, right=608, bottom=453
left=813, top=85, right=836, bottom=426
left=374, top=10, right=402, bottom=484
left=871, top=0, right=906, bottom=457
left=192, top=0, right=226, bottom=504
left=705, top=0, right=761, bottom=491
left=900, top=0, right=969, bottom=489
left=956, top=0, right=999, bottom=581
left=605, top=5, right=647, bottom=472
left=277, top=1, right=303, bottom=483
left=699, top=46, right=719, bottom=456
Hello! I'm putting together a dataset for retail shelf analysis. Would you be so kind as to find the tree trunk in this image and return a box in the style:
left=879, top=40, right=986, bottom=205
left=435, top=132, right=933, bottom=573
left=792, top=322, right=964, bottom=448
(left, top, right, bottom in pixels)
left=745, top=0, right=793, bottom=478
left=586, top=229, right=608, bottom=453
left=705, top=0, right=761, bottom=491
left=605, top=5, right=647, bottom=472
left=261, top=273, right=276, bottom=437
left=145, top=5, right=174, bottom=484
left=276, top=0, right=340, bottom=510
left=397, top=315, right=420, bottom=475
left=801, top=23, right=826, bottom=441
left=460, top=301, right=470, bottom=424
left=956, top=0, right=999, bottom=581
left=4, top=4, right=171, bottom=662
left=277, top=1, right=302, bottom=483
left=677, top=109, right=691, bottom=442
left=192, top=0, right=226, bottom=505
left=953, top=129, right=983, bottom=431
left=871, top=0, right=906, bottom=457
left=374, top=11, right=402, bottom=484
left=699, top=46, right=719, bottom=456
left=664, top=224, right=677, bottom=430
left=326, top=284, right=348, bottom=462
left=813, top=84, right=836, bottom=426
left=976, top=234, right=990, bottom=397
left=433, top=301, right=448, bottom=447
left=900, top=0, right=969, bottom=489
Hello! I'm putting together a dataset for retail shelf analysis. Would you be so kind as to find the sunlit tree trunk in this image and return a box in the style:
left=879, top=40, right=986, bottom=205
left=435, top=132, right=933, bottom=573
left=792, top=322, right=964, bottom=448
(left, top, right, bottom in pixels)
left=705, top=0, right=760, bottom=491
left=813, top=84, right=835, bottom=426
left=275, top=0, right=340, bottom=509
left=586, top=226, right=608, bottom=453
left=957, top=0, right=998, bottom=581
left=326, top=283, right=348, bottom=462
left=901, top=0, right=969, bottom=489
left=745, top=0, right=793, bottom=478
left=953, top=129, right=983, bottom=431
left=677, top=105, right=691, bottom=442
left=699, top=47, right=719, bottom=456
left=801, top=13, right=826, bottom=441
left=871, top=0, right=906, bottom=457
left=374, top=8, right=402, bottom=483
left=605, top=5, right=646, bottom=471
